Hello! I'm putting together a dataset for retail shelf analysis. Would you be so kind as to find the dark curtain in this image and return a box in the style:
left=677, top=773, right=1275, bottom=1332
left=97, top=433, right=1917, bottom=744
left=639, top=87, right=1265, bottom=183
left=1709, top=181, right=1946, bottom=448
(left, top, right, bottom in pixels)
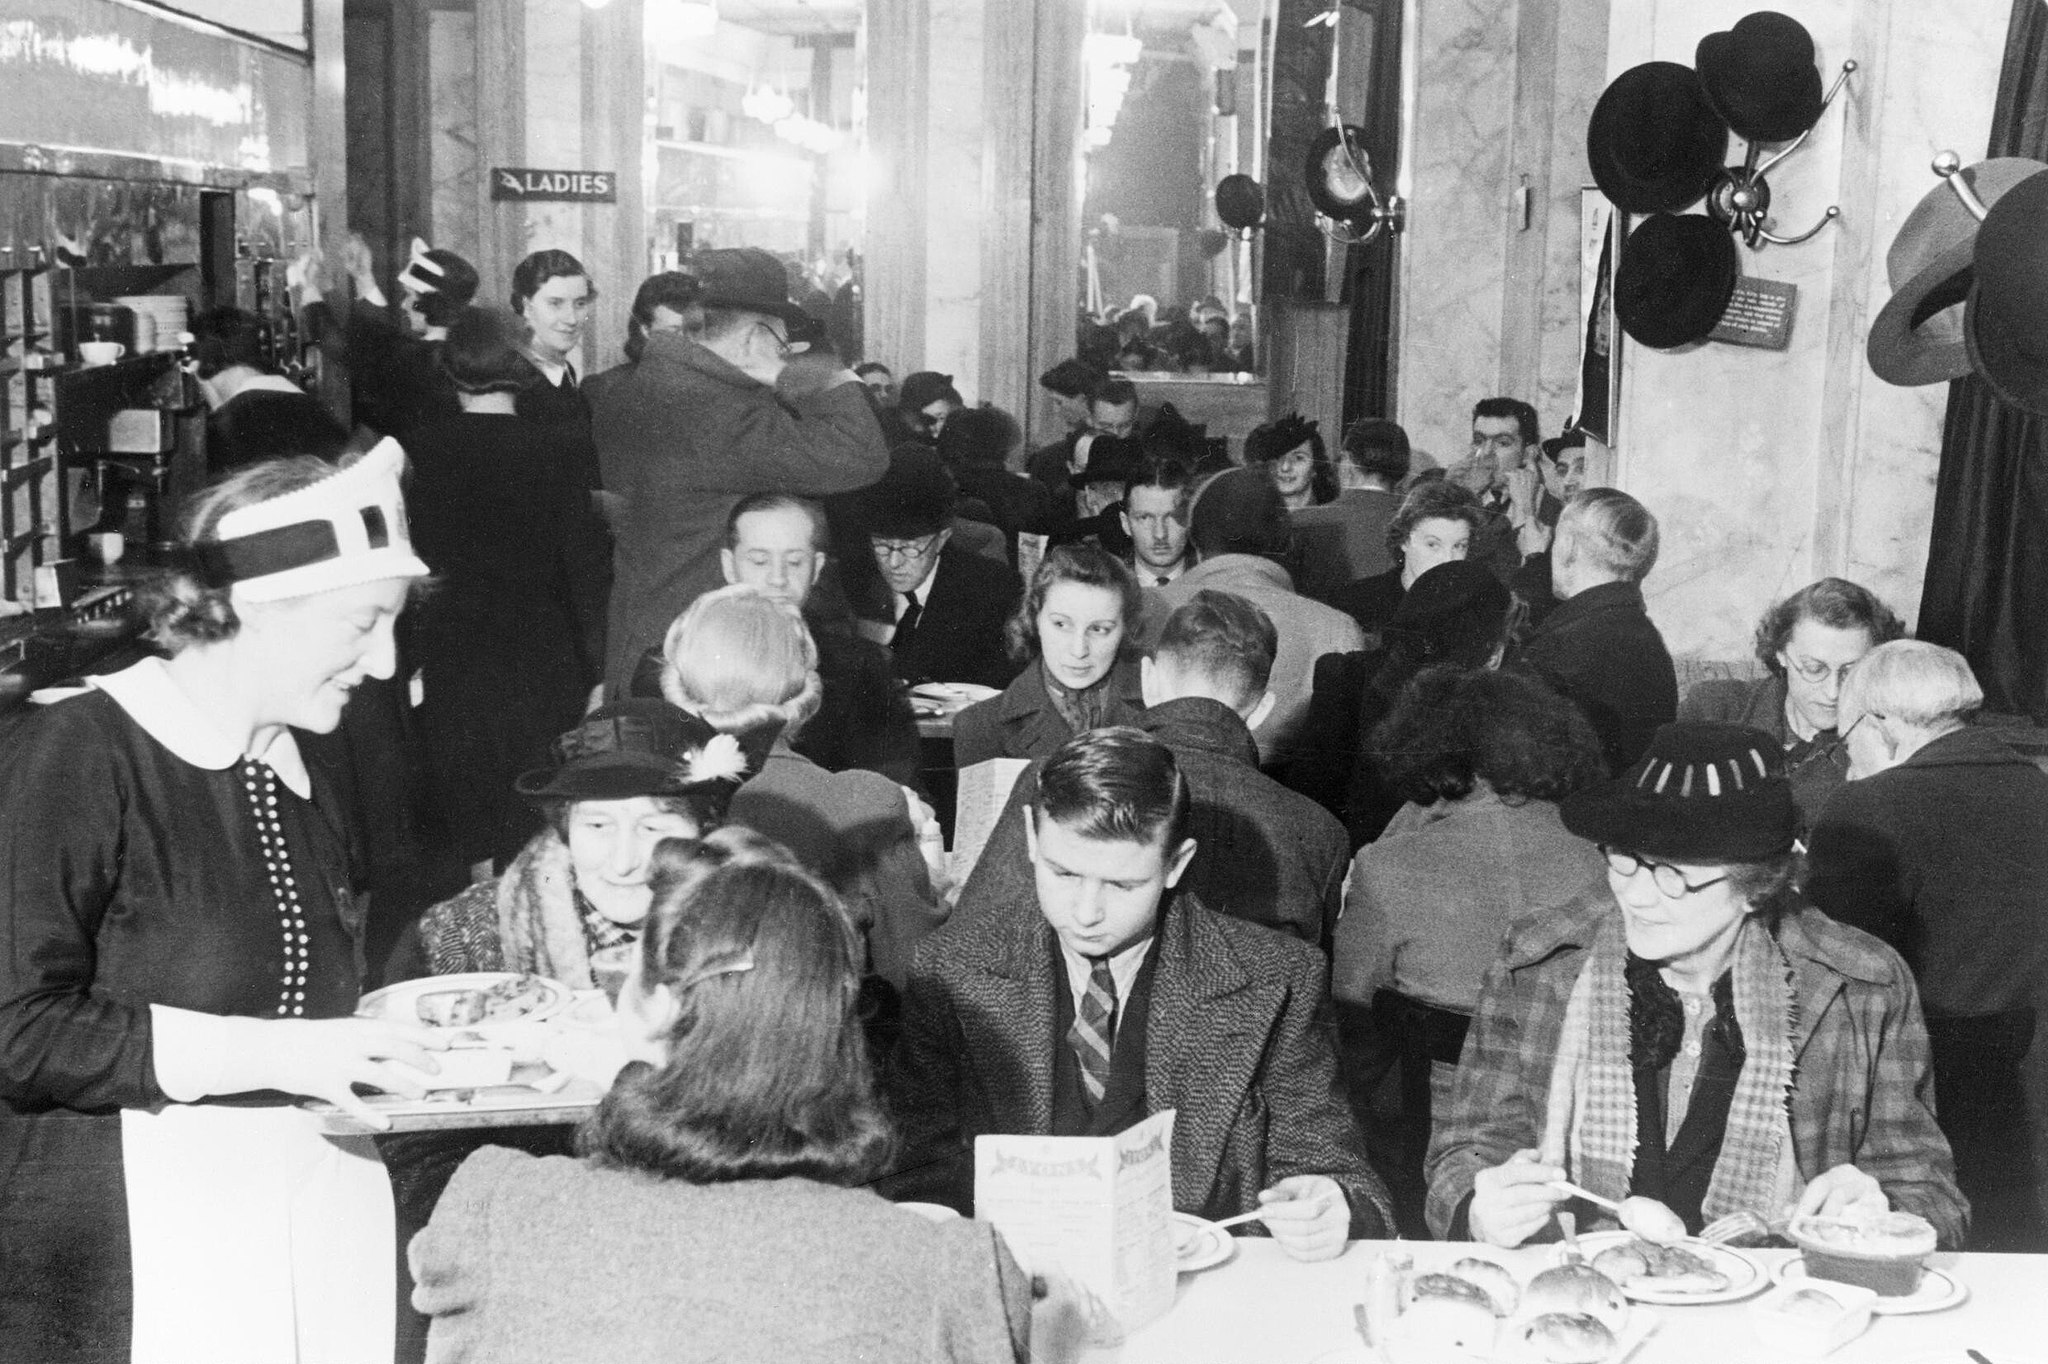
left=1917, top=0, right=2048, bottom=719
left=1341, top=0, right=1404, bottom=425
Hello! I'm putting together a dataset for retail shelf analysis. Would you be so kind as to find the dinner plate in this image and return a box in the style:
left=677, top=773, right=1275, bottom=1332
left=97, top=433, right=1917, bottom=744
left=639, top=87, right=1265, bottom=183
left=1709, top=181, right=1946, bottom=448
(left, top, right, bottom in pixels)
left=1171, top=1211, right=1236, bottom=1274
left=1565, top=1230, right=1767, bottom=1304
left=1772, top=1257, right=1969, bottom=1315
left=908, top=681, right=1002, bottom=716
left=356, top=972, right=571, bottom=1035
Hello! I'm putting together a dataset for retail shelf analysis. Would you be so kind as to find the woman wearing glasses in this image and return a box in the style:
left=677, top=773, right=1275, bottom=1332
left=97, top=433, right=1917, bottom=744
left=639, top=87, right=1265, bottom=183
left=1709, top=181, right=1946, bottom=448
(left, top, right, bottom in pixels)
left=1425, top=721, right=1965, bottom=1250
left=1680, top=577, right=1905, bottom=836
left=410, top=829, right=1048, bottom=1363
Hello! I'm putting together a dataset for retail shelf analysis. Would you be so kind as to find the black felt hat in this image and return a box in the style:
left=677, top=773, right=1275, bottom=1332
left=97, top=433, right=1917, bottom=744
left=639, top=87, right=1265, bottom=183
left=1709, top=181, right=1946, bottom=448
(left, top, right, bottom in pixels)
left=1391, top=560, right=1510, bottom=630
left=692, top=247, right=813, bottom=330
left=1561, top=721, right=1796, bottom=863
left=1614, top=213, right=1738, bottom=349
left=1587, top=62, right=1728, bottom=214
left=1696, top=11, right=1826, bottom=145
left=1965, top=169, right=2048, bottom=418
left=1868, top=158, right=2048, bottom=387
left=515, top=700, right=754, bottom=804
left=857, top=445, right=959, bottom=539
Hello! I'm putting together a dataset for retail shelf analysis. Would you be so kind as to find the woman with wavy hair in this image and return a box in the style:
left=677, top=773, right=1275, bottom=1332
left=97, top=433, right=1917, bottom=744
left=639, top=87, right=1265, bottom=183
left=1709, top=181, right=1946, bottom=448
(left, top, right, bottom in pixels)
left=951, top=542, right=1146, bottom=766
left=1330, top=665, right=1607, bottom=1232
left=660, top=584, right=941, bottom=993
left=410, top=830, right=1041, bottom=1363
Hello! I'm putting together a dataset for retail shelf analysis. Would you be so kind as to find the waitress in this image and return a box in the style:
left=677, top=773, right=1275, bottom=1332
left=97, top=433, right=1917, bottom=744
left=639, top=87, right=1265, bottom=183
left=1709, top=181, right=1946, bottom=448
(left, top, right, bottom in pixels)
left=0, top=441, right=444, bottom=1363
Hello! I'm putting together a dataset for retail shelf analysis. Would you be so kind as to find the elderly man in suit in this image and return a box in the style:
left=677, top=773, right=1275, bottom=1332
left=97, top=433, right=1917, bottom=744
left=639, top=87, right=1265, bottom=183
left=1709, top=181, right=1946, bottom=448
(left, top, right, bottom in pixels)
left=1517, top=488, right=1677, bottom=773
left=887, top=728, right=1393, bottom=1256
left=854, top=446, right=1022, bottom=691
left=954, top=590, right=1349, bottom=947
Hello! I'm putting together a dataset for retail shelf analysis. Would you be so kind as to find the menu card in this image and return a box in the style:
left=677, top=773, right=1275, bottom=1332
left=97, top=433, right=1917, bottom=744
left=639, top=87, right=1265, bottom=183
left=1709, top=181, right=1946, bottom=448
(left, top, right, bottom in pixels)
left=974, top=1109, right=1178, bottom=1340
left=950, top=756, right=1029, bottom=885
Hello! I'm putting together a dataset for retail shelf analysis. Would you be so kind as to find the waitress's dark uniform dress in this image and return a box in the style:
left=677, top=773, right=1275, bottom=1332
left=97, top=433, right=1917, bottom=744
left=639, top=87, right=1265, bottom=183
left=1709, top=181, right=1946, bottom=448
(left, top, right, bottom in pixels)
left=0, top=660, right=388, bottom=1363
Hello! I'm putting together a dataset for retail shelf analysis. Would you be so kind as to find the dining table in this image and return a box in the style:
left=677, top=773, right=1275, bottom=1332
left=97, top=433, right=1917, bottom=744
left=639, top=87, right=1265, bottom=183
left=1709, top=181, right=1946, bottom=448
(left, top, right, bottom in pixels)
left=1081, top=1238, right=2048, bottom=1364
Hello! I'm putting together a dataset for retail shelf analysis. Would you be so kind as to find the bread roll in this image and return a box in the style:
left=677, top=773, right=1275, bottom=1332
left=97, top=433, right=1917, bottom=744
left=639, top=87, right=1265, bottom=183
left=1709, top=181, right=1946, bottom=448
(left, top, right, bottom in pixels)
left=1449, top=1257, right=1520, bottom=1316
left=1521, top=1311, right=1616, bottom=1364
left=1524, top=1263, right=1627, bottom=1330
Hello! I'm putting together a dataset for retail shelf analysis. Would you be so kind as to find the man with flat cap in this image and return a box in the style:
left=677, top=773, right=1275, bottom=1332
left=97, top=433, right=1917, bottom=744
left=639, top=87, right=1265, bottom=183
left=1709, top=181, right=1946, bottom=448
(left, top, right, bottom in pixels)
left=595, top=247, right=889, bottom=695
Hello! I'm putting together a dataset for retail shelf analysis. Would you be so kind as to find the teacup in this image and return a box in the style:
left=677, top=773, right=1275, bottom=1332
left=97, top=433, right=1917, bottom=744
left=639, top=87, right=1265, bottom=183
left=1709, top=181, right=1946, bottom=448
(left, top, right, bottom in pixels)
left=79, top=341, right=126, bottom=366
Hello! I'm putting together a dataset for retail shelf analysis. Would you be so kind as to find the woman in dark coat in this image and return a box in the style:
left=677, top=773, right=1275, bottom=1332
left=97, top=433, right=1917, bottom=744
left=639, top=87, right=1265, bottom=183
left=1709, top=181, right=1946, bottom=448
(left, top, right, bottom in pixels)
left=952, top=543, right=1146, bottom=767
left=407, top=306, right=612, bottom=869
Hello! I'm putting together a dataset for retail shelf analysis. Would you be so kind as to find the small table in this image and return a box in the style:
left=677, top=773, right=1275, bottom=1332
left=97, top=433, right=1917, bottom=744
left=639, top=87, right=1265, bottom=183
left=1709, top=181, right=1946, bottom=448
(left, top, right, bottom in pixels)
left=1084, top=1239, right=2048, bottom=1363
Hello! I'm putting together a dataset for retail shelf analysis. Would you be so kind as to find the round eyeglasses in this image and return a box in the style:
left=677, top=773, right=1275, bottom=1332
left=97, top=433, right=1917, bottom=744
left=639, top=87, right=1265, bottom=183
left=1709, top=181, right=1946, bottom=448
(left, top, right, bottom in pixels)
left=1600, top=845, right=1731, bottom=898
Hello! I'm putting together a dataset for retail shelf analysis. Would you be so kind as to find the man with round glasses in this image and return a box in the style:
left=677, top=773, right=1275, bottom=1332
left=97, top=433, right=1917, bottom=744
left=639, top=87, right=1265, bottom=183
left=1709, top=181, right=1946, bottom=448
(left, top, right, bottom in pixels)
left=1426, top=721, right=1964, bottom=1252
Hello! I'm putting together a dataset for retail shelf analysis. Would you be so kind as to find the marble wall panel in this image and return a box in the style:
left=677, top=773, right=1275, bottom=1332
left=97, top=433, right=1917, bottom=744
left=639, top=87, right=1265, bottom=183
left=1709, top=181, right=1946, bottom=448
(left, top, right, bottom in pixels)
left=921, top=0, right=983, bottom=398
left=1395, top=0, right=1519, bottom=472
left=428, top=8, right=479, bottom=268
left=1609, top=0, right=2006, bottom=658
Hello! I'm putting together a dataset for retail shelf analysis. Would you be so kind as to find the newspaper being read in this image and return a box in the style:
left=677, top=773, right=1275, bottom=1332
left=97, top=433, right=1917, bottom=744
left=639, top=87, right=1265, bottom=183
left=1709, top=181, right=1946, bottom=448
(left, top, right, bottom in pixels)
left=949, top=757, right=1029, bottom=887
left=974, top=1109, right=1177, bottom=1341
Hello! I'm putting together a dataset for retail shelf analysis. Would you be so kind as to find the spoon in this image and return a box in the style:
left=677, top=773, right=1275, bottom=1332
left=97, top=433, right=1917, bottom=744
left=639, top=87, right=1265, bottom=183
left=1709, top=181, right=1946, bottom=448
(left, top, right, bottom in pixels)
left=1548, top=1180, right=1688, bottom=1243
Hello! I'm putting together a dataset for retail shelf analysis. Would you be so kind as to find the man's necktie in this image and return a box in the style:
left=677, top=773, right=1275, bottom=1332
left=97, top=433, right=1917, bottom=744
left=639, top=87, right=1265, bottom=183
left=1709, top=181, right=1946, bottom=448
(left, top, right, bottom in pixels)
left=892, top=594, right=922, bottom=655
left=1068, top=958, right=1118, bottom=1104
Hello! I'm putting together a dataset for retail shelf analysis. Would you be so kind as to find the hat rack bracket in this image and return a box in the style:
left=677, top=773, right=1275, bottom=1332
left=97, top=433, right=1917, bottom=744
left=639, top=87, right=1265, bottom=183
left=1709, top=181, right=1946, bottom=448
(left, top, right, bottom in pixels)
left=1704, top=59, right=1856, bottom=249
left=1314, top=125, right=1407, bottom=248
left=1930, top=150, right=1991, bottom=221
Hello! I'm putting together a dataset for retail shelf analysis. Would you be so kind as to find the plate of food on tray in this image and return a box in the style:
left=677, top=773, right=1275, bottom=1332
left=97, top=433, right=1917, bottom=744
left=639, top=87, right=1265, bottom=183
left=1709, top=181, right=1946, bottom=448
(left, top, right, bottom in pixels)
left=1562, top=1230, right=1767, bottom=1305
left=908, top=681, right=1002, bottom=716
left=356, top=971, right=571, bottom=1036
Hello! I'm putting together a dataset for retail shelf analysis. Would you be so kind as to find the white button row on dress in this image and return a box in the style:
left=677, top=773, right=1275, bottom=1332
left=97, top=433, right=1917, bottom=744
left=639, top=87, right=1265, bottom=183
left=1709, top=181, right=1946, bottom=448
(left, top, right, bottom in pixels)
left=243, top=761, right=309, bottom=1018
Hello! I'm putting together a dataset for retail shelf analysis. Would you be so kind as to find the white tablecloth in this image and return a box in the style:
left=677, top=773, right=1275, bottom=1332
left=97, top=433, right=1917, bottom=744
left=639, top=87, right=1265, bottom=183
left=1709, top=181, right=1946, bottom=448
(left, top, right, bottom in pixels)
left=1083, top=1238, right=2048, bottom=1364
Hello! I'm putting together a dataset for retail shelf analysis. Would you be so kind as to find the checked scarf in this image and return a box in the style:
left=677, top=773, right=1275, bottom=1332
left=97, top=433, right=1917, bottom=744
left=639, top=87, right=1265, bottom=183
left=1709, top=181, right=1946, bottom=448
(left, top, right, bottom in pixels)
left=1539, top=911, right=1803, bottom=1222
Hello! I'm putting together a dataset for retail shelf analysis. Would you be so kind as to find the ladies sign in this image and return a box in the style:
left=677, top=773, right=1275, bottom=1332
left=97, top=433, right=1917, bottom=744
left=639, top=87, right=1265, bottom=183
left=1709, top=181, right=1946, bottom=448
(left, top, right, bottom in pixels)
left=491, top=168, right=617, bottom=203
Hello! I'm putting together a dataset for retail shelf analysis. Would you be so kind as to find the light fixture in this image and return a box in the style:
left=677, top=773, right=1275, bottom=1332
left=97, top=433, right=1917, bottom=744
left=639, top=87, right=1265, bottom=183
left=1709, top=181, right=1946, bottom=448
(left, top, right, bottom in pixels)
left=1084, top=31, right=1144, bottom=150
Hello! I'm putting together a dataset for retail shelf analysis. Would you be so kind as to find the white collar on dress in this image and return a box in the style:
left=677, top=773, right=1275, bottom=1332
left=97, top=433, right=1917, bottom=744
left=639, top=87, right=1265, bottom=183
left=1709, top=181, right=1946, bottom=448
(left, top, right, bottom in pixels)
left=89, top=657, right=312, bottom=798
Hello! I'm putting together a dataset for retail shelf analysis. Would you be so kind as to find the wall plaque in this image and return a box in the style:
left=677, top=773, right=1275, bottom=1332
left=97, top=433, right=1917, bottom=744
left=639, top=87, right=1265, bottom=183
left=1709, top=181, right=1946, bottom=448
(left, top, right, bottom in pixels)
left=491, top=169, right=617, bottom=203
left=1709, top=278, right=1798, bottom=351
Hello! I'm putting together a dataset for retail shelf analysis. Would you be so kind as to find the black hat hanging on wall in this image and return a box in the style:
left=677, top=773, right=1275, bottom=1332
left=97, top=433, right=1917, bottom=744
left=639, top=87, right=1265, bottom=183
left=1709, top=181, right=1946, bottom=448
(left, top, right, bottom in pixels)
left=1214, top=174, right=1266, bottom=233
left=1587, top=62, right=1728, bottom=215
left=1614, top=214, right=1740, bottom=350
left=1965, top=168, right=2048, bottom=417
left=1586, top=11, right=1856, bottom=347
left=1695, top=12, right=1826, bottom=144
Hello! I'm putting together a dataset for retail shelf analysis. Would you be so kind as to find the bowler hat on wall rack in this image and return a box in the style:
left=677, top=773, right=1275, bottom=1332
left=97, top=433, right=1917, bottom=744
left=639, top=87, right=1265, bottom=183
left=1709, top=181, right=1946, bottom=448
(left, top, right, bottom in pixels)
left=1214, top=174, right=1266, bottom=234
left=1588, top=12, right=1855, bottom=255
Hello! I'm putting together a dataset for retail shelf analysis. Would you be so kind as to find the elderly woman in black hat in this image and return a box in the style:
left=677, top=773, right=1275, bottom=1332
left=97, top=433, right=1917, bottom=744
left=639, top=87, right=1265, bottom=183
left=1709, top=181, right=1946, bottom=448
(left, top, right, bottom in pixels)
left=413, top=698, right=754, bottom=984
left=1426, top=721, right=1966, bottom=1249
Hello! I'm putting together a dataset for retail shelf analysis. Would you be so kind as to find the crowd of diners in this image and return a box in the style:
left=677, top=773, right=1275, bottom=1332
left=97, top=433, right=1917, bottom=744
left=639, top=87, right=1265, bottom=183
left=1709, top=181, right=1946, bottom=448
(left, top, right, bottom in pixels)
left=2, top=234, right=2044, bottom=1364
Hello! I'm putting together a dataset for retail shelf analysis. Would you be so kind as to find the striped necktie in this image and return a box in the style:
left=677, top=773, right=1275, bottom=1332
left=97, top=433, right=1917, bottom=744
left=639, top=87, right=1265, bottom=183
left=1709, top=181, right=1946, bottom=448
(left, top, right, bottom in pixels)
left=1068, top=957, right=1118, bottom=1104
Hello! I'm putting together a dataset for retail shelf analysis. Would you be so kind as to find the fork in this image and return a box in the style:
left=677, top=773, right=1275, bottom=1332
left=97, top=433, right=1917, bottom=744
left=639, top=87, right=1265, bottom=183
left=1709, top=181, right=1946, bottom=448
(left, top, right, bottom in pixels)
left=1698, top=1209, right=1772, bottom=1245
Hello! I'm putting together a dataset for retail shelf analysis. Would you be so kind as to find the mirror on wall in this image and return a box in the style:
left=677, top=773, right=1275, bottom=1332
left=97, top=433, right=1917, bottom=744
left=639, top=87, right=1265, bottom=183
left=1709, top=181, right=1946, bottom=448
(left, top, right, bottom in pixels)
left=1078, top=0, right=1269, bottom=379
left=646, top=0, right=865, bottom=353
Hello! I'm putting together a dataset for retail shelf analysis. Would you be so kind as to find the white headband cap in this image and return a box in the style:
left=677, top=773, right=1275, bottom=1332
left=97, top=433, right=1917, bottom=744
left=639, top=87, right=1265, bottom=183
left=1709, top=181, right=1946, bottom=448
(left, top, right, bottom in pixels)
left=395, top=237, right=446, bottom=296
left=212, top=439, right=431, bottom=602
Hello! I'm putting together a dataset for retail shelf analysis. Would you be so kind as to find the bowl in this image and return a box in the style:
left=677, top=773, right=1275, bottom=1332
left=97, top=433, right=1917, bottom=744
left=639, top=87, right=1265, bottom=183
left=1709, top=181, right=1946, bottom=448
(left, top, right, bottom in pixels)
left=1747, top=1279, right=1876, bottom=1357
left=1788, top=1210, right=1937, bottom=1297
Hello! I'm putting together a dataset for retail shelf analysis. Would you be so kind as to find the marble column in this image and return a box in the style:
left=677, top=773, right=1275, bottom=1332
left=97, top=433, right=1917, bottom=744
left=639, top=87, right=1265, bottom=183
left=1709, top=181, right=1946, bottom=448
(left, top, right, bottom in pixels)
left=1607, top=0, right=2005, bottom=659
left=1392, top=0, right=1518, bottom=470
